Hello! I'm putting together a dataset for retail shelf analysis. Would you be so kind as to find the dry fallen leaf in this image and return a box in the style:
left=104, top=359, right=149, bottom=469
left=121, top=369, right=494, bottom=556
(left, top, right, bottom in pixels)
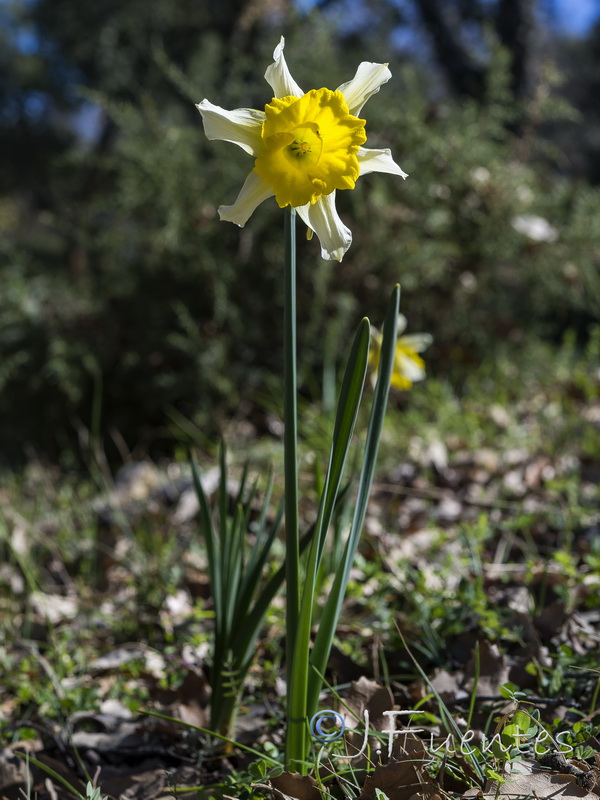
left=359, top=752, right=440, bottom=800
left=464, top=641, right=510, bottom=697
left=340, top=676, right=396, bottom=758
left=0, top=745, right=31, bottom=796
left=344, top=676, right=395, bottom=726
left=269, top=771, right=321, bottom=800
left=463, top=771, right=600, bottom=800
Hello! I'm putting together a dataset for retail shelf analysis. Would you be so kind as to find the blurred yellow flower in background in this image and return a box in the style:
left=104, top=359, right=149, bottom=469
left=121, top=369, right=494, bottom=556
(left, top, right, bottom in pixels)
left=368, top=315, right=433, bottom=390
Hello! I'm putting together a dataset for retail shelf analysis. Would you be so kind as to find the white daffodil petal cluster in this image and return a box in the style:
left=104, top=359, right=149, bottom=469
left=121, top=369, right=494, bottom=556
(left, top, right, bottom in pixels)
left=197, top=37, right=407, bottom=261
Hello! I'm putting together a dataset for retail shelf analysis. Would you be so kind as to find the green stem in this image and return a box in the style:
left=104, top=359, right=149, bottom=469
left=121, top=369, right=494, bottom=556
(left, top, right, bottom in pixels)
left=283, top=207, right=301, bottom=766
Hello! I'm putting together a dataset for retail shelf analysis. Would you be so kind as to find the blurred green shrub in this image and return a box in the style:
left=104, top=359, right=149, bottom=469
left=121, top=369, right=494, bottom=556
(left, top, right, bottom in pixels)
left=1, top=15, right=599, bottom=465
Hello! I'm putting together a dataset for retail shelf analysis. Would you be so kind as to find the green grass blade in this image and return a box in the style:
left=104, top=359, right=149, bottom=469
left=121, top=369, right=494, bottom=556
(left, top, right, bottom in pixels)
left=142, top=711, right=281, bottom=766
left=396, top=629, right=486, bottom=782
left=192, top=451, right=238, bottom=732
left=235, top=460, right=250, bottom=507
left=15, top=753, right=86, bottom=800
left=217, top=442, right=228, bottom=611
left=244, top=469, right=275, bottom=574
left=191, top=455, right=222, bottom=628
left=222, top=504, right=244, bottom=641
left=234, top=494, right=282, bottom=625
left=233, top=518, right=312, bottom=676
left=218, top=440, right=228, bottom=546
left=307, top=284, right=400, bottom=716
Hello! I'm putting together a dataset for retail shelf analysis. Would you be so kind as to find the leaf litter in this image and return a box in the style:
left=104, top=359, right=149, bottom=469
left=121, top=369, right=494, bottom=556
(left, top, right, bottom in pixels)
left=1, top=387, right=600, bottom=798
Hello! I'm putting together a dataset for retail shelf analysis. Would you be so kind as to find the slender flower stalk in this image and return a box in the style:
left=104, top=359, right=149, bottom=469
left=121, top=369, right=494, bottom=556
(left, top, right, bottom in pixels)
left=283, top=207, right=300, bottom=693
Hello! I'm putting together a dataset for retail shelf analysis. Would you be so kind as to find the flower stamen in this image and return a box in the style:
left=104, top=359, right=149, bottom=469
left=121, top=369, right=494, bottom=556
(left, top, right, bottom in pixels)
left=289, top=140, right=312, bottom=156
left=285, top=124, right=323, bottom=169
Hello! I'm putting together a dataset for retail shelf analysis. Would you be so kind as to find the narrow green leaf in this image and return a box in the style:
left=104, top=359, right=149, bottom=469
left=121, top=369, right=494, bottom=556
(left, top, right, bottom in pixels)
left=396, top=628, right=486, bottom=783
left=234, top=509, right=283, bottom=625
left=218, top=440, right=228, bottom=547
left=235, top=460, right=251, bottom=507
left=287, top=316, right=370, bottom=770
left=15, top=753, right=86, bottom=799
left=233, top=517, right=313, bottom=675
left=245, top=470, right=275, bottom=574
left=307, top=284, right=400, bottom=716
left=222, top=504, right=244, bottom=640
left=315, top=317, right=370, bottom=562
left=142, top=711, right=281, bottom=766
left=191, top=455, right=222, bottom=627
left=246, top=470, right=273, bottom=572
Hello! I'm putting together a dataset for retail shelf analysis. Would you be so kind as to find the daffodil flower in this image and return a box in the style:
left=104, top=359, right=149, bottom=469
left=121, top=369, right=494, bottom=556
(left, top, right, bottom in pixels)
left=197, top=37, right=407, bottom=261
left=369, top=314, right=432, bottom=390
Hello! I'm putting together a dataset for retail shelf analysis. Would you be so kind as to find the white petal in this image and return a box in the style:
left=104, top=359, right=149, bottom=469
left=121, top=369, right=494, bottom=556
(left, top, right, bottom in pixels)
left=399, top=333, right=433, bottom=353
left=218, top=171, right=274, bottom=227
left=397, top=353, right=426, bottom=382
left=358, top=147, right=408, bottom=179
left=337, top=62, right=392, bottom=116
left=397, top=313, right=408, bottom=336
left=196, top=99, right=264, bottom=156
left=264, top=37, right=304, bottom=99
left=296, top=193, right=352, bottom=261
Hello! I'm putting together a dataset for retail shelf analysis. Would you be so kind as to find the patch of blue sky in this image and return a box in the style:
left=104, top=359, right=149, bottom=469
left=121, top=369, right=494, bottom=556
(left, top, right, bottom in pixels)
left=547, top=0, right=600, bottom=35
left=294, top=0, right=600, bottom=38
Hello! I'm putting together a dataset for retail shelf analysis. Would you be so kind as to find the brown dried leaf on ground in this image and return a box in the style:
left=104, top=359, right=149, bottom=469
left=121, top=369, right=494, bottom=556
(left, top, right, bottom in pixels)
left=340, top=676, right=396, bottom=758
left=343, top=676, right=395, bottom=728
left=0, top=743, right=32, bottom=799
left=463, top=772, right=600, bottom=800
left=165, top=666, right=211, bottom=728
left=358, top=742, right=441, bottom=800
left=429, top=667, right=465, bottom=702
left=88, top=646, right=210, bottom=728
left=91, top=765, right=170, bottom=800
left=464, top=641, right=510, bottom=697
left=268, top=771, right=321, bottom=800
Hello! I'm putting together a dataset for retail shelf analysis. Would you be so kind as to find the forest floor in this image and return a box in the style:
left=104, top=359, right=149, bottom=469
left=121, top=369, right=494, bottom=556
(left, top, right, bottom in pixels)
left=1, top=336, right=600, bottom=800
